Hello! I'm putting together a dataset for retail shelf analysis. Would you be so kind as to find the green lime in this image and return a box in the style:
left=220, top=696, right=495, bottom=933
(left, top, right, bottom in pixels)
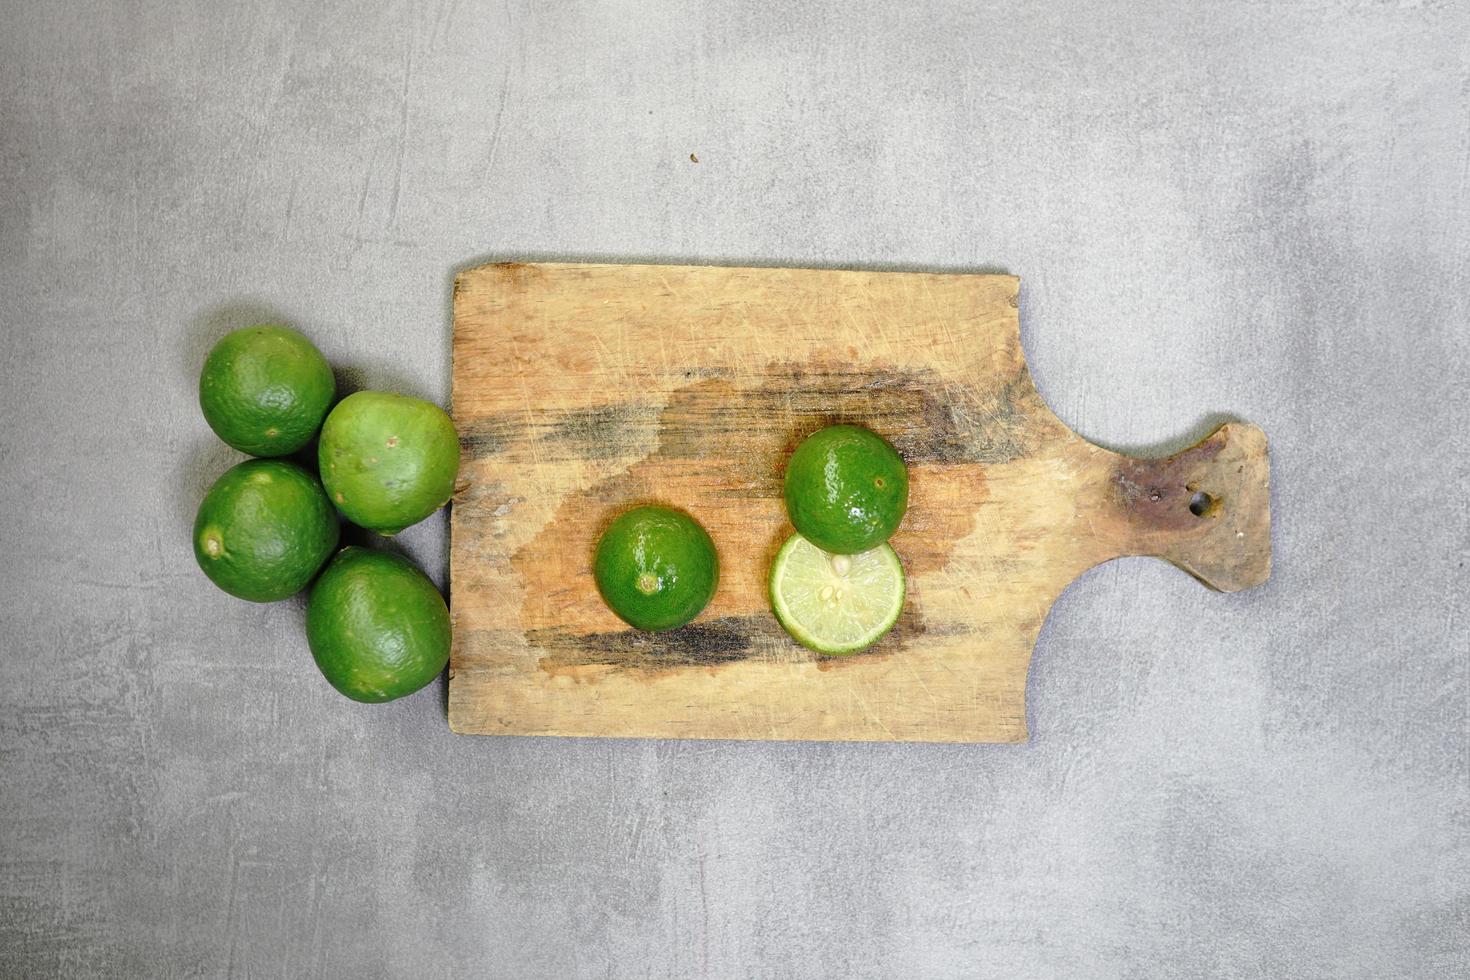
left=317, top=391, right=461, bottom=535
left=769, top=533, right=905, bottom=655
left=783, top=424, right=909, bottom=554
left=199, top=325, right=335, bottom=456
left=306, top=547, right=451, bottom=703
left=193, top=459, right=340, bottom=602
left=593, top=506, right=719, bottom=631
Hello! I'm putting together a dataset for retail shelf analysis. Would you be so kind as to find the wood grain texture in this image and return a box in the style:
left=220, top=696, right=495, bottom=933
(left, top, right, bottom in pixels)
left=449, top=262, right=1271, bottom=742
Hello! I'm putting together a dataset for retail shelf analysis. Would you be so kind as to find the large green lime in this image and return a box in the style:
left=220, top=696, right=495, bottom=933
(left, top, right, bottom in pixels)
left=593, top=506, right=719, bottom=632
left=193, top=459, right=340, bottom=602
left=317, top=391, right=461, bottom=535
left=305, top=547, right=451, bottom=703
left=783, top=424, right=909, bottom=554
left=199, top=325, right=335, bottom=456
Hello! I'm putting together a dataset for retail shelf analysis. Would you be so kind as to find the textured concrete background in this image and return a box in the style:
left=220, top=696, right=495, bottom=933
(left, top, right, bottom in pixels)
left=2, top=0, right=1466, bottom=977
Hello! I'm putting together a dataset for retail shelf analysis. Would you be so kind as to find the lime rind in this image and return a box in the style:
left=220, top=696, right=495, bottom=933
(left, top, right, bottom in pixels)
left=769, top=533, right=905, bottom=655
left=593, top=505, right=719, bottom=632
left=192, top=459, right=340, bottom=602
left=199, top=325, right=334, bottom=457
left=783, top=424, right=908, bottom=555
left=317, top=391, right=461, bottom=535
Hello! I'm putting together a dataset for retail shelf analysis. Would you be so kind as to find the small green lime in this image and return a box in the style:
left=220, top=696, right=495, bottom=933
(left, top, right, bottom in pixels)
left=199, top=325, right=335, bottom=456
left=783, top=424, right=909, bottom=554
left=317, top=391, right=461, bottom=535
left=193, top=459, right=340, bottom=602
left=593, top=506, right=719, bottom=631
left=306, top=547, right=451, bottom=703
left=769, top=533, right=905, bottom=655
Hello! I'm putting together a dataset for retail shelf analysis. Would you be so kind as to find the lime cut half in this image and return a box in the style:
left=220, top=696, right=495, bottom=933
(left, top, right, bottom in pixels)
left=594, top=505, right=719, bottom=632
left=769, top=533, right=905, bottom=655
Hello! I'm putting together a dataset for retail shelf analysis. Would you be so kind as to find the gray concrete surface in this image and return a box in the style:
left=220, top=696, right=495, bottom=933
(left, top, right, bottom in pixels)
left=2, top=0, right=1466, bottom=977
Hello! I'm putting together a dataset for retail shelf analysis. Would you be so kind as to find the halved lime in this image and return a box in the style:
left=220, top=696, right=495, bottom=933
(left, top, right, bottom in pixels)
left=769, top=532, right=905, bottom=655
left=783, top=424, right=908, bottom=554
left=594, top=505, right=718, bottom=632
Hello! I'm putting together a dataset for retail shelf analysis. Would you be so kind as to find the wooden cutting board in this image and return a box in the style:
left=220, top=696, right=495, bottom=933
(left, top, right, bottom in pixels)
left=448, top=262, right=1270, bottom=742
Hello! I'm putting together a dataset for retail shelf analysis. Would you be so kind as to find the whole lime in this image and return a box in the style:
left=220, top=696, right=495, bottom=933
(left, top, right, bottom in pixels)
left=317, top=391, right=460, bottom=535
left=193, top=459, right=340, bottom=601
left=199, top=325, right=335, bottom=456
left=783, top=424, right=909, bottom=554
left=305, top=547, right=451, bottom=703
left=593, top=506, right=719, bottom=631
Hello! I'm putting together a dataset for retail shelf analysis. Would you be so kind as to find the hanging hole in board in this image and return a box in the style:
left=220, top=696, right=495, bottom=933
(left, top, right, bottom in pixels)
left=1188, top=490, right=1221, bottom=518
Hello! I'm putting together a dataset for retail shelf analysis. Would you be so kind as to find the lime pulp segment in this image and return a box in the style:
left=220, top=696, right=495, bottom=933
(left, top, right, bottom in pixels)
left=769, top=533, right=905, bottom=655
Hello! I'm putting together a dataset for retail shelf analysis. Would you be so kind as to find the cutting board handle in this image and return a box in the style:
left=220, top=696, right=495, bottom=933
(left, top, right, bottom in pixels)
left=1101, top=421, right=1271, bottom=592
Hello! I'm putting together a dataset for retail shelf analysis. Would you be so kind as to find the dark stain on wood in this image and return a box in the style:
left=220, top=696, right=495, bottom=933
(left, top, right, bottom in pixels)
left=458, top=425, right=509, bottom=457
left=469, top=363, right=1044, bottom=468
left=458, top=405, right=659, bottom=461
left=548, top=404, right=660, bottom=460
left=965, top=366, right=1051, bottom=464
left=531, top=616, right=771, bottom=671
left=1102, top=422, right=1272, bottom=593
left=1111, top=429, right=1227, bottom=533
